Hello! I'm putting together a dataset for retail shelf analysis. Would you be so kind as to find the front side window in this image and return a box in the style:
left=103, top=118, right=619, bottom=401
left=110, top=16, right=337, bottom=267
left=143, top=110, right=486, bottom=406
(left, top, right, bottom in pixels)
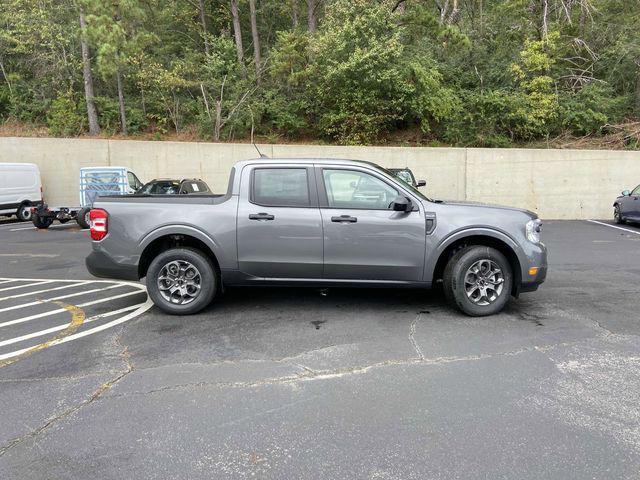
left=323, top=169, right=398, bottom=209
left=632, top=185, right=640, bottom=196
left=127, top=172, right=139, bottom=190
left=252, top=168, right=310, bottom=207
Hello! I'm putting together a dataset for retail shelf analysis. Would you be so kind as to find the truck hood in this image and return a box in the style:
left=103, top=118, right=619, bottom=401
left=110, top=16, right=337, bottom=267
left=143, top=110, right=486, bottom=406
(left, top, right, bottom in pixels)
left=429, top=199, right=538, bottom=219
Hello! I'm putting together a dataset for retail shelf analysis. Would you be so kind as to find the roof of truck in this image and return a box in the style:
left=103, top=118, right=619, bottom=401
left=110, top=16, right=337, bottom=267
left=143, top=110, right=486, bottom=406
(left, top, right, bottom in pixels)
left=233, top=158, right=383, bottom=169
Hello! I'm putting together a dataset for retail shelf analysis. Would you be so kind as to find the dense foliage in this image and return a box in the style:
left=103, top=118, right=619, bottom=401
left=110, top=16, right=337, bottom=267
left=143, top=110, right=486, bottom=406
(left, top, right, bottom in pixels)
left=0, top=0, right=638, bottom=146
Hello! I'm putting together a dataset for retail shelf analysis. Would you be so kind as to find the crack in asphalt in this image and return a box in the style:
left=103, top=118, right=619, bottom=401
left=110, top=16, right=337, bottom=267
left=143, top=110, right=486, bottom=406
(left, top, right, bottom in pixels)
left=0, top=371, right=123, bottom=383
left=103, top=343, right=550, bottom=400
left=0, top=329, right=134, bottom=457
left=409, top=313, right=425, bottom=360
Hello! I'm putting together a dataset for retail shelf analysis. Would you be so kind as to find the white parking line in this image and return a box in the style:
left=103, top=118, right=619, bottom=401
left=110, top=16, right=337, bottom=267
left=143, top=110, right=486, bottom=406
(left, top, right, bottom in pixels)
left=0, top=280, right=54, bottom=293
left=587, top=220, right=640, bottom=236
left=9, top=226, right=35, bottom=232
left=0, top=290, right=145, bottom=329
left=0, top=283, right=122, bottom=313
left=0, top=253, right=60, bottom=258
left=0, top=221, right=31, bottom=229
left=0, top=304, right=143, bottom=348
left=0, top=298, right=153, bottom=361
left=0, top=280, right=15, bottom=285
left=0, top=281, right=91, bottom=302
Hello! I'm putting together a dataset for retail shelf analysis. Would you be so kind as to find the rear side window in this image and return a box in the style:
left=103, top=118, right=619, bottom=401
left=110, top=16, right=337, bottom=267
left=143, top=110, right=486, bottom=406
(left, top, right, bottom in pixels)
left=252, top=168, right=310, bottom=207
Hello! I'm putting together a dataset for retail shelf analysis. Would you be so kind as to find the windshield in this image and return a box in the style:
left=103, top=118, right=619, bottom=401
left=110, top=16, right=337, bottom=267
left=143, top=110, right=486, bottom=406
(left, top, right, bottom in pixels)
left=393, top=170, right=414, bottom=186
left=138, top=181, right=181, bottom=195
left=376, top=166, right=431, bottom=202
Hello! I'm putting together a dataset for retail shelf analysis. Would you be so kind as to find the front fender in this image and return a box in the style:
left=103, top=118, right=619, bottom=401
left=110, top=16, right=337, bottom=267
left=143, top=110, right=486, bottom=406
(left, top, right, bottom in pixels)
left=425, top=227, right=527, bottom=283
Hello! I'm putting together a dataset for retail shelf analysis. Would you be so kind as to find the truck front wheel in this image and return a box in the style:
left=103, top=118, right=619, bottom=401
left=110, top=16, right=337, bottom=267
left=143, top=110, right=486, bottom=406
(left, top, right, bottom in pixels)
left=146, top=248, right=217, bottom=315
left=443, top=246, right=513, bottom=317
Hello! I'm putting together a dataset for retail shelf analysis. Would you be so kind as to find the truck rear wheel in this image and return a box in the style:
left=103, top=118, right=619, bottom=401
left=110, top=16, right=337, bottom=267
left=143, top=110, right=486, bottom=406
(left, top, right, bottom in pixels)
left=146, top=248, right=217, bottom=315
left=443, top=246, right=512, bottom=317
left=77, top=207, right=91, bottom=229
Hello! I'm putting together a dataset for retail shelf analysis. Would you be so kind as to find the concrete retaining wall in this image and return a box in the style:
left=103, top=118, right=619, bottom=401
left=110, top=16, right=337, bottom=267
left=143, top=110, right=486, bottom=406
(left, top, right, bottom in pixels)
left=1, top=136, right=638, bottom=219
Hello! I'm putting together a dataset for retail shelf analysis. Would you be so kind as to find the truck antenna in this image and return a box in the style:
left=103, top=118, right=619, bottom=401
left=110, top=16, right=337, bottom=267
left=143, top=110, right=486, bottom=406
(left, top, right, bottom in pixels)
left=253, top=143, right=268, bottom=158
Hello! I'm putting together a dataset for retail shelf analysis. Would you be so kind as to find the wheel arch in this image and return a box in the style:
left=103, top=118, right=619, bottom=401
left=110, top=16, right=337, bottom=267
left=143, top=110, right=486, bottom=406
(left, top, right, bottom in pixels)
left=430, top=230, right=523, bottom=296
left=138, top=228, right=222, bottom=280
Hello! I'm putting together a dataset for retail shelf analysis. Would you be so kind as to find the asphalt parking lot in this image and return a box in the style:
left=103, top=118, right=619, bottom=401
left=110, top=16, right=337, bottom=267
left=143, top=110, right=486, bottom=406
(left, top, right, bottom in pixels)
left=0, top=217, right=639, bottom=479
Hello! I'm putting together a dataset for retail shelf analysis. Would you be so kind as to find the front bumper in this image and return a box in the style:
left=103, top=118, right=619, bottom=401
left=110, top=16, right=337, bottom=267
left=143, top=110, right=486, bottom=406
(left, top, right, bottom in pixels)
left=518, top=242, right=548, bottom=293
left=86, top=250, right=139, bottom=281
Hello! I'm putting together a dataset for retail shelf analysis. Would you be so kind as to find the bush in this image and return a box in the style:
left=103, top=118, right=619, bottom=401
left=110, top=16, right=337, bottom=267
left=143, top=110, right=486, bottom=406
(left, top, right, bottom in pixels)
left=47, top=91, right=85, bottom=136
left=560, top=83, right=628, bottom=135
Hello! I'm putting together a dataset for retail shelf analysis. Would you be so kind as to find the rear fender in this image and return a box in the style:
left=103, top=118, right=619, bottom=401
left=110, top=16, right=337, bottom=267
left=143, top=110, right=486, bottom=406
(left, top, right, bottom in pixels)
left=139, top=224, right=223, bottom=261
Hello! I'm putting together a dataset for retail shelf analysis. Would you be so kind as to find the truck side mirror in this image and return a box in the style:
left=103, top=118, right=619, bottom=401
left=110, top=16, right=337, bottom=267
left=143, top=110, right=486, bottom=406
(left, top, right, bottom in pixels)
left=390, top=196, right=412, bottom=212
left=622, top=190, right=631, bottom=196
left=416, top=180, right=426, bottom=188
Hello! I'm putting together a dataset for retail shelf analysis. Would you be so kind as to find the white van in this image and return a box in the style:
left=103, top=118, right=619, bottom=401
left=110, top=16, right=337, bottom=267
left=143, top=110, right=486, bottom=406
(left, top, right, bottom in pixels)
left=0, top=163, right=43, bottom=221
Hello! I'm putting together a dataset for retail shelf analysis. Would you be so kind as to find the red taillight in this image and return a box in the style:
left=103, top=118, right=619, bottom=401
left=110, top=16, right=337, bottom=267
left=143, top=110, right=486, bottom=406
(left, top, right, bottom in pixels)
left=89, top=208, right=108, bottom=241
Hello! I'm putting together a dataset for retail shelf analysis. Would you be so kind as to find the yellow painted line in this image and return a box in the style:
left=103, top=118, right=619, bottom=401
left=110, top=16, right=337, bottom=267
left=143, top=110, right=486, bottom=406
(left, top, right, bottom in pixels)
left=0, top=301, right=85, bottom=368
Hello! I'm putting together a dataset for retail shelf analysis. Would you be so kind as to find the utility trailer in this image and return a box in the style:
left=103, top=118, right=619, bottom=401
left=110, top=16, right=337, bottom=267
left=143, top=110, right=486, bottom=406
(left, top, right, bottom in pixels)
left=32, top=167, right=143, bottom=229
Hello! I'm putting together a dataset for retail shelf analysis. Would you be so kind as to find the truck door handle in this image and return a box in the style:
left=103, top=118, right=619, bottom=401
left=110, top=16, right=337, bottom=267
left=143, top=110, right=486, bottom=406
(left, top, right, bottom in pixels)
left=331, top=215, right=357, bottom=223
left=249, top=213, right=275, bottom=221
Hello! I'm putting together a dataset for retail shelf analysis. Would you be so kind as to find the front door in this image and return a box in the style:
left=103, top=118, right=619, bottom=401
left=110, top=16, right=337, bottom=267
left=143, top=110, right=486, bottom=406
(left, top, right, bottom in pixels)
left=628, top=185, right=640, bottom=221
left=237, top=166, right=323, bottom=279
left=318, top=167, right=427, bottom=281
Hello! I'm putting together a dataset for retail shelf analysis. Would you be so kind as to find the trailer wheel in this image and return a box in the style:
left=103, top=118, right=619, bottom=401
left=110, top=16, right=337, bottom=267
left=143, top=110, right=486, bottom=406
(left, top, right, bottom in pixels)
left=77, top=207, right=91, bottom=229
left=33, top=215, right=53, bottom=229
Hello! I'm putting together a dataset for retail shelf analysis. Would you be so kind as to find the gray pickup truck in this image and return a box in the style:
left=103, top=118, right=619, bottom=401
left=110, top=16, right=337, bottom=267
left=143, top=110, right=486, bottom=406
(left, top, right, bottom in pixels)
left=86, top=158, right=547, bottom=316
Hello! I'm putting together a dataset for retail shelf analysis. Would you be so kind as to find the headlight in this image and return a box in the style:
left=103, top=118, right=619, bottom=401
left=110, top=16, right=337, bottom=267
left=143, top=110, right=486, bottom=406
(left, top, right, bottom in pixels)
left=526, top=219, right=542, bottom=243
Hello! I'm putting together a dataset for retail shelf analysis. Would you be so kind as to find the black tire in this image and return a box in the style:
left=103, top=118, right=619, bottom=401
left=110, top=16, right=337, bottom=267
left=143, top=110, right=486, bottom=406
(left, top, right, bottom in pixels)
left=32, top=214, right=53, bottom=229
left=16, top=202, right=32, bottom=221
left=146, top=247, right=217, bottom=315
left=77, top=207, right=91, bottom=229
left=614, top=204, right=624, bottom=224
left=443, top=246, right=513, bottom=317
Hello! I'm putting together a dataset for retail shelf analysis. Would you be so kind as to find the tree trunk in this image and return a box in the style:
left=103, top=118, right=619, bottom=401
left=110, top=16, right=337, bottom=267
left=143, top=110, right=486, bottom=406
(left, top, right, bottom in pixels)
left=448, top=0, right=459, bottom=24
left=116, top=70, right=127, bottom=135
left=438, top=0, right=450, bottom=25
left=231, top=0, right=244, bottom=64
left=199, top=0, right=210, bottom=56
left=292, top=0, right=299, bottom=28
left=79, top=12, right=100, bottom=136
left=635, top=61, right=640, bottom=116
left=307, top=0, right=316, bottom=33
left=214, top=100, right=222, bottom=142
left=541, top=0, right=549, bottom=38
left=249, top=0, right=261, bottom=80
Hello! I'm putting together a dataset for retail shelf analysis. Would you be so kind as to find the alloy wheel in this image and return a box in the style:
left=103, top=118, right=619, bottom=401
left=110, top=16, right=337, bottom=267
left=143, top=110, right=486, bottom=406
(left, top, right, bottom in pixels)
left=157, top=260, right=202, bottom=305
left=464, top=259, right=505, bottom=306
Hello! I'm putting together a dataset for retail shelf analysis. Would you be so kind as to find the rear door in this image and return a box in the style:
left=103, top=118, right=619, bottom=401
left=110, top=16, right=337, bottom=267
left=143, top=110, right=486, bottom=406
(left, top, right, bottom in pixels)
left=629, top=185, right=640, bottom=220
left=318, top=166, right=427, bottom=282
left=237, top=165, right=323, bottom=279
